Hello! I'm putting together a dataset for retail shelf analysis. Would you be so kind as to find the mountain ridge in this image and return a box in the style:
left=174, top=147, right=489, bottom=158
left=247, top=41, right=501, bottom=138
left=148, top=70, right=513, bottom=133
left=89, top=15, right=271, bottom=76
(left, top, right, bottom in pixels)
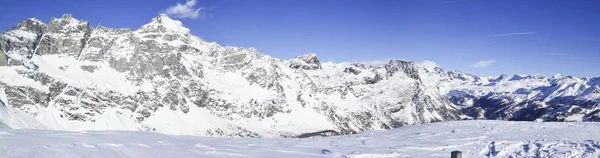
left=0, top=14, right=598, bottom=137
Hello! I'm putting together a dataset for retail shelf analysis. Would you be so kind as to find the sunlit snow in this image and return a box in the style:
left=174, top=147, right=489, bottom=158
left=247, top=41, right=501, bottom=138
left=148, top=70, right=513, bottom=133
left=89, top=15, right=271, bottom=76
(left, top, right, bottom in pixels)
left=1, top=120, right=600, bottom=158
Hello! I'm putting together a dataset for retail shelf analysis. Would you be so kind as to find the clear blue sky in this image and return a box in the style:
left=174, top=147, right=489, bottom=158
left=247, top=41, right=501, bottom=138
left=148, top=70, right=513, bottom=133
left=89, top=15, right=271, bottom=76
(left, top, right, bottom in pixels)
left=1, top=0, right=599, bottom=77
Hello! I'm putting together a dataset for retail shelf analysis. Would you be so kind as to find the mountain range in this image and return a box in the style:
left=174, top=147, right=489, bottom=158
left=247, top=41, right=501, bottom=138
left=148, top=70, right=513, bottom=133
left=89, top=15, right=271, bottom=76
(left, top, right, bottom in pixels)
left=1, top=14, right=599, bottom=137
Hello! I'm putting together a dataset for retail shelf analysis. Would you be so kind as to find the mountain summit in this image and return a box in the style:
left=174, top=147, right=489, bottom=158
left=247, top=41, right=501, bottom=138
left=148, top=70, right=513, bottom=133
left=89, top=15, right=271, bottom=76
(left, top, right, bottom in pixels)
left=0, top=14, right=599, bottom=137
left=137, top=13, right=191, bottom=34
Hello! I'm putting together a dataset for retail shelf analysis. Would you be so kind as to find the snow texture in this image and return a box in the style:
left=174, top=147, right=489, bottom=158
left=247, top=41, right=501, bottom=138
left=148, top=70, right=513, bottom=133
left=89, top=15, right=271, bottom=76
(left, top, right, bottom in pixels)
left=1, top=120, right=600, bottom=158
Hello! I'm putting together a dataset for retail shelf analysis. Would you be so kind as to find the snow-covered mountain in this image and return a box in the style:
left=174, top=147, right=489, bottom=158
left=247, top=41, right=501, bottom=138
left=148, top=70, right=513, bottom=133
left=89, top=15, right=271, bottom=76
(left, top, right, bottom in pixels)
left=0, top=14, right=598, bottom=137
left=447, top=74, right=600, bottom=122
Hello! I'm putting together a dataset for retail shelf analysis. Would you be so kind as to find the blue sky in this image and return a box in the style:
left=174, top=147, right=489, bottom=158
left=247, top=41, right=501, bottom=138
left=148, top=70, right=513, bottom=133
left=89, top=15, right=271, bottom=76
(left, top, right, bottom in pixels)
left=1, top=0, right=599, bottom=77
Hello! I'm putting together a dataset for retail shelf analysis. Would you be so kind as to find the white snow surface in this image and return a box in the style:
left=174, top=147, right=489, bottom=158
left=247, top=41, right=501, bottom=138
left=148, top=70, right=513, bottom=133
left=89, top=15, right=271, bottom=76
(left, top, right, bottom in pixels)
left=1, top=120, right=600, bottom=158
left=136, top=13, right=191, bottom=34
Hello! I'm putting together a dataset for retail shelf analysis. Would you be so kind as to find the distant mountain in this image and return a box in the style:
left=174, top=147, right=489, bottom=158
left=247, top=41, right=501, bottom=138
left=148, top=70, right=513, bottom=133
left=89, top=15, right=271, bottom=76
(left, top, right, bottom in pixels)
left=1, top=14, right=598, bottom=137
left=448, top=74, right=600, bottom=122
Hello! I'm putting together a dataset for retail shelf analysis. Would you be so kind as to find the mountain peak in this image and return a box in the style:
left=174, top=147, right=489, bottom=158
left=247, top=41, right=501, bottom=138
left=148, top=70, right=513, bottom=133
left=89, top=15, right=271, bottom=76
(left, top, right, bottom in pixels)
left=61, top=13, right=74, bottom=19
left=153, top=13, right=173, bottom=22
left=288, top=53, right=322, bottom=70
left=157, top=13, right=169, bottom=18
left=17, top=18, right=46, bottom=29
left=552, top=74, right=564, bottom=79
left=137, top=13, right=190, bottom=34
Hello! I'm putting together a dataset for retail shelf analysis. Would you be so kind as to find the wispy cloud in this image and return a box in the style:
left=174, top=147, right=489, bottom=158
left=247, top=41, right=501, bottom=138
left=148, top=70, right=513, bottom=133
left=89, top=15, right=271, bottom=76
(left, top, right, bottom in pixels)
left=471, top=60, right=496, bottom=68
left=492, top=32, right=537, bottom=37
left=165, top=0, right=203, bottom=19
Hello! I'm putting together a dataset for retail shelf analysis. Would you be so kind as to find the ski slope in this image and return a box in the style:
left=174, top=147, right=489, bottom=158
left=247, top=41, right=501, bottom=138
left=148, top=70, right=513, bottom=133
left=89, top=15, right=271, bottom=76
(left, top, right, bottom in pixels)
left=1, top=120, right=599, bottom=158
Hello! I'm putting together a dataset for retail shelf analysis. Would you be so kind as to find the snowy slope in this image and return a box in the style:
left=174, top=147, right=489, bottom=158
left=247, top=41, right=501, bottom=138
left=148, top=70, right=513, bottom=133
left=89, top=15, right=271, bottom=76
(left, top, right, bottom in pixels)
left=1, top=120, right=600, bottom=158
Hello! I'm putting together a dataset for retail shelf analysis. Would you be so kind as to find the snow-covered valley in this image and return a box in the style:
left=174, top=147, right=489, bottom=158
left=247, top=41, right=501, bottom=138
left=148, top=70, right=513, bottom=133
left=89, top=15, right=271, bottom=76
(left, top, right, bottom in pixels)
left=2, top=120, right=600, bottom=158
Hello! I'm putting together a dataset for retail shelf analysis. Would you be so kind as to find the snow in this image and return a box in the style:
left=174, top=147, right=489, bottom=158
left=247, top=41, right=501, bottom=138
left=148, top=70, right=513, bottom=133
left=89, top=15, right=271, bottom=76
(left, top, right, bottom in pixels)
left=416, top=60, right=439, bottom=72
left=27, top=18, right=44, bottom=24
left=237, top=107, right=339, bottom=135
left=0, top=100, right=48, bottom=129
left=142, top=103, right=234, bottom=136
left=32, top=107, right=140, bottom=131
left=1, top=120, right=600, bottom=157
left=565, top=114, right=585, bottom=122
left=48, top=16, right=88, bottom=34
left=31, top=55, right=153, bottom=94
left=0, top=67, right=49, bottom=92
left=203, top=71, right=276, bottom=102
left=1, top=29, right=38, bottom=43
left=136, top=14, right=191, bottom=34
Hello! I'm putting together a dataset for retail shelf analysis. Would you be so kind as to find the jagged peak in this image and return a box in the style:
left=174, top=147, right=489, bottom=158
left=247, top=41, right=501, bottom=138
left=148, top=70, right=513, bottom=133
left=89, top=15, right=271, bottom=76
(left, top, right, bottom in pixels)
left=293, top=53, right=318, bottom=59
left=552, top=74, right=564, bottom=80
left=45, top=17, right=89, bottom=35
left=137, top=13, right=191, bottom=34
left=486, top=74, right=509, bottom=82
left=47, top=13, right=90, bottom=31
left=510, top=74, right=524, bottom=81
left=288, top=53, right=322, bottom=70
left=17, top=18, right=46, bottom=28
left=383, top=59, right=421, bottom=79
left=50, top=13, right=83, bottom=23
left=156, top=13, right=170, bottom=19
left=11, top=14, right=86, bottom=34
left=387, top=59, right=412, bottom=63
left=530, top=74, right=546, bottom=79
left=13, top=18, right=47, bottom=34
left=445, top=70, right=480, bottom=81
left=61, top=13, right=74, bottom=19
left=384, top=59, right=416, bottom=70
left=26, top=18, right=45, bottom=24
left=93, top=23, right=131, bottom=33
left=290, top=53, right=319, bottom=60
left=509, top=74, right=547, bottom=81
left=94, top=25, right=131, bottom=36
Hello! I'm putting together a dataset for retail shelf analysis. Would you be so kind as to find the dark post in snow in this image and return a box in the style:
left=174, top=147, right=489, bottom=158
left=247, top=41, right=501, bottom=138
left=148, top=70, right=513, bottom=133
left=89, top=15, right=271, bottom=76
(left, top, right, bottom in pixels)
left=451, top=151, right=462, bottom=158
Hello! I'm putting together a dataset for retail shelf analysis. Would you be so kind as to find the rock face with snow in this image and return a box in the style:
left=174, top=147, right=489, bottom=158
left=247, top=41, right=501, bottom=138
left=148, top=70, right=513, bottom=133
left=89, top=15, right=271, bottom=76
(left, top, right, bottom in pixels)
left=0, top=14, right=598, bottom=137
left=288, top=53, right=322, bottom=70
